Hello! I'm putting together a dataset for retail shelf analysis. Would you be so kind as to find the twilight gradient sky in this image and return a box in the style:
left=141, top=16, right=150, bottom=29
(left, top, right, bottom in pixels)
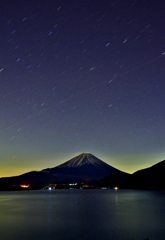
left=0, top=0, right=165, bottom=177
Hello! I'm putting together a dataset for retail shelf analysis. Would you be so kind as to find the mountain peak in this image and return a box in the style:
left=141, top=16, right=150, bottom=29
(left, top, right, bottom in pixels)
left=42, top=153, right=124, bottom=183
left=59, top=153, right=104, bottom=167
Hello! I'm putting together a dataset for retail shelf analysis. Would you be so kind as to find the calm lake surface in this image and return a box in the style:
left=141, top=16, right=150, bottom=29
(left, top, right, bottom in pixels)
left=0, top=189, right=165, bottom=240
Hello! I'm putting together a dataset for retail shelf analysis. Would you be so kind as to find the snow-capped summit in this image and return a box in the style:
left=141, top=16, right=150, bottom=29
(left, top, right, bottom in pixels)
left=57, top=153, right=114, bottom=168
left=58, top=153, right=107, bottom=167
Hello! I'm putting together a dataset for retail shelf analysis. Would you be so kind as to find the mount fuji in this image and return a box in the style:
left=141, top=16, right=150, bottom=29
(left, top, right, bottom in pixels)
left=0, top=153, right=125, bottom=189
left=1, top=153, right=165, bottom=190
left=42, top=153, right=124, bottom=182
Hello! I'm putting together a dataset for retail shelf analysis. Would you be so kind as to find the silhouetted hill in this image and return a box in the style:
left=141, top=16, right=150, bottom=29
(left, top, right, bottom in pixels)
left=132, top=160, right=165, bottom=189
left=0, top=171, right=56, bottom=190
left=99, top=160, right=165, bottom=190
left=98, top=172, right=132, bottom=188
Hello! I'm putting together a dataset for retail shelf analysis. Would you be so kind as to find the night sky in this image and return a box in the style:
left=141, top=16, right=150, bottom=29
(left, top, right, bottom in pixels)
left=0, top=0, right=165, bottom=177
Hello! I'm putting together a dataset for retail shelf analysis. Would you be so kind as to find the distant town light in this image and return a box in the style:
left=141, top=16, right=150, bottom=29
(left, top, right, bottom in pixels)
left=69, top=183, right=77, bottom=186
left=20, top=184, right=29, bottom=188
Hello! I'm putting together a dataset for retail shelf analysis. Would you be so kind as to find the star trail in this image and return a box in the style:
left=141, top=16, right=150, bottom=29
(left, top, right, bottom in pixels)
left=0, top=0, right=165, bottom=176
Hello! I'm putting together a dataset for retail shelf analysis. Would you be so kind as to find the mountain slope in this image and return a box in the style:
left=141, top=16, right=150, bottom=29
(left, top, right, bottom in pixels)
left=99, top=160, right=165, bottom=189
left=132, top=159, right=165, bottom=189
left=98, top=172, right=132, bottom=188
left=0, top=171, right=56, bottom=190
left=42, top=153, right=124, bottom=182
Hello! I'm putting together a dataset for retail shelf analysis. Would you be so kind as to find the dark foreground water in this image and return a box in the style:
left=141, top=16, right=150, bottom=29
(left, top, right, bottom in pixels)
left=0, top=189, right=165, bottom=240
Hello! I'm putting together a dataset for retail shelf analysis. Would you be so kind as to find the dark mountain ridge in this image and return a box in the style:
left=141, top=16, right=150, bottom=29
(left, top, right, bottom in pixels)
left=0, top=154, right=165, bottom=190
left=131, top=159, right=165, bottom=189
left=0, top=171, right=56, bottom=190
left=0, top=153, right=124, bottom=189
left=99, top=159, right=165, bottom=190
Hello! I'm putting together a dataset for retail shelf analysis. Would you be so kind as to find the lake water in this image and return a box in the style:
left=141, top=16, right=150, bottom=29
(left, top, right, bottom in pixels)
left=0, top=189, right=165, bottom=240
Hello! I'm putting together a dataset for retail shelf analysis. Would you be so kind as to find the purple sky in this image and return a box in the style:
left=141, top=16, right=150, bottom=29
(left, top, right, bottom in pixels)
left=0, top=0, right=165, bottom=176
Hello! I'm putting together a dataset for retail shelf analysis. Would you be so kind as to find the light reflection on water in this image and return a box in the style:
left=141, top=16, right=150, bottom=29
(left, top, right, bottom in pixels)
left=0, top=190, right=165, bottom=240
